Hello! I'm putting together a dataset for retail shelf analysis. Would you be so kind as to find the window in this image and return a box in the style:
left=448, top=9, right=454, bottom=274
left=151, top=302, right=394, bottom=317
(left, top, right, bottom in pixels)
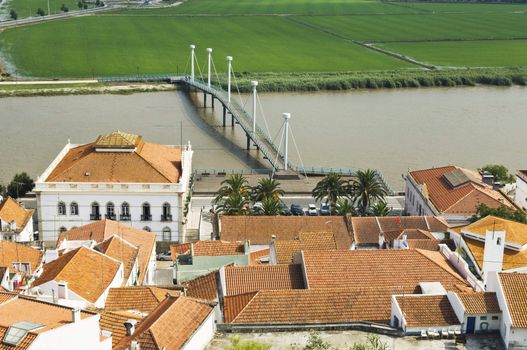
left=162, top=227, right=171, bottom=241
left=162, top=203, right=172, bottom=221
left=141, top=203, right=151, bottom=221
left=106, top=202, right=115, bottom=220
left=497, top=237, right=502, bottom=245
left=70, top=202, right=79, bottom=216
left=492, top=316, right=499, bottom=320
left=480, top=316, right=487, bottom=321
left=143, top=226, right=151, bottom=232
left=12, top=262, right=31, bottom=273
left=120, top=202, right=130, bottom=221
left=57, top=202, right=66, bottom=216
left=59, top=227, right=67, bottom=234
left=91, top=202, right=100, bottom=220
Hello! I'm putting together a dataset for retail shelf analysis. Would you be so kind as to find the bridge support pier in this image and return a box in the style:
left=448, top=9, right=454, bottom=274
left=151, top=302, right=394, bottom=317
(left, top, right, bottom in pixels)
left=222, top=105, right=226, bottom=127
left=246, top=133, right=250, bottom=150
left=204, top=93, right=207, bottom=108
left=231, top=115, right=235, bottom=127
left=212, top=96, right=215, bottom=108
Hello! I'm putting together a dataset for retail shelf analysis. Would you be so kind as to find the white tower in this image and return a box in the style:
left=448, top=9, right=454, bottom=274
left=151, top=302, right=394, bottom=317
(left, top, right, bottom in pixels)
left=482, top=229, right=506, bottom=284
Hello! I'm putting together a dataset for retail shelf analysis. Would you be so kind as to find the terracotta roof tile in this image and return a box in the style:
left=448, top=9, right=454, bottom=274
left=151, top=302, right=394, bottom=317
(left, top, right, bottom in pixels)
left=192, top=240, right=245, bottom=256
left=0, top=197, right=33, bottom=232
left=171, top=243, right=191, bottom=257
left=302, top=250, right=469, bottom=294
left=105, top=287, right=181, bottom=313
left=230, top=288, right=402, bottom=325
left=114, top=296, right=214, bottom=350
left=463, top=236, right=527, bottom=271
left=57, top=220, right=156, bottom=284
left=95, top=236, right=139, bottom=285
left=46, top=133, right=182, bottom=183
left=224, top=264, right=305, bottom=296
left=99, top=310, right=144, bottom=348
left=409, top=166, right=514, bottom=214
left=406, top=239, right=455, bottom=251
left=0, top=241, right=43, bottom=274
left=462, top=216, right=527, bottom=247
left=250, top=248, right=270, bottom=265
left=220, top=216, right=351, bottom=249
left=498, top=272, right=527, bottom=328
left=395, top=295, right=460, bottom=327
left=457, top=292, right=501, bottom=314
left=224, top=292, right=258, bottom=323
left=33, top=247, right=121, bottom=303
left=0, top=326, right=37, bottom=350
left=0, top=292, right=17, bottom=304
left=273, top=232, right=337, bottom=264
left=183, top=271, right=218, bottom=301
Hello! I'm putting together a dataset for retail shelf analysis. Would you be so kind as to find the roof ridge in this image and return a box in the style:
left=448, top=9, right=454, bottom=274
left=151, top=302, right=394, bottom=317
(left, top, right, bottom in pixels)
left=440, top=187, right=476, bottom=213
left=230, top=291, right=259, bottom=323
left=414, top=249, right=466, bottom=283
left=46, top=143, right=94, bottom=182
left=134, top=144, right=174, bottom=183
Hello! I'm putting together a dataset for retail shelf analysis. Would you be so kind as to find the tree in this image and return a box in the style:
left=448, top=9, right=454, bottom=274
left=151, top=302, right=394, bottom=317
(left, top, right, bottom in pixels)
left=83, top=3, right=88, bottom=9
left=352, top=169, right=388, bottom=216
left=61, top=4, right=69, bottom=12
left=371, top=201, right=391, bottom=216
left=78, top=0, right=83, bottom=9
left=312, top=173, right=351, bottom=213
left=7, top=173, right=35, bottom=199
left=213, top=174, right=249, bottom=204
left=479, top=164, right=515, bottom=184
left=335, top=198, right=354, bottom=215
left=0, top=184, right=6, bottom=198
left=9, top=9, right=18, bottom=20
left=36, top=7, right=46, bottom=16
left=216, top=193, right=249, bottom=216
left=260, top=197, right=282, bottom=216
left=252, top=177, right=284, bottom=202
left=470, top=203, right=527, bottom=224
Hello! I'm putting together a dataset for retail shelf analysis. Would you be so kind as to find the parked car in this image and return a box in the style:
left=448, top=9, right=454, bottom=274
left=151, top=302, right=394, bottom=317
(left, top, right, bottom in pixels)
left=307, top=204, right=318, bottom=216
left=280, top=203, right=292, bottom=216
left=157, top=252, right=172, bottom=261
left=290, top=204, right=304, bottom=216
left=320, top=203, right=331, bottom=216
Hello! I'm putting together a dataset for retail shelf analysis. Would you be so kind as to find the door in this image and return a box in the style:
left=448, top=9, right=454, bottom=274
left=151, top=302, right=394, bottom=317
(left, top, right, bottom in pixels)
left=466, top=317, right=476, bottom=334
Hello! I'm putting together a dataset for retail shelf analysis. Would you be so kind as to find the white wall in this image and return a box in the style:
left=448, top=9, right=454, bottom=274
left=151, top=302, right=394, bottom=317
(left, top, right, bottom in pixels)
left=514, top=174, right=527, bottom=211
left=404, top=177, right=437, bottom=217
left=94, top=263, right=124, bottom=308
left=37, top=280, right=90, bottom=308
left=181, top=310, right=215, bottom=350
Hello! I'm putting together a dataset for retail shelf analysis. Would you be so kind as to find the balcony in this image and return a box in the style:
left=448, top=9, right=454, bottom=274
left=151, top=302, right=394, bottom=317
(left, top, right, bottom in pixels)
left=141, top=214, right=152, bottom=221
left=105, top=214, right=116, bottom=220
left=90, top=214, right=101, bottom=220
left=120, top=214, right=131, bottom=221
left=161, top=214, right=173, bottom=222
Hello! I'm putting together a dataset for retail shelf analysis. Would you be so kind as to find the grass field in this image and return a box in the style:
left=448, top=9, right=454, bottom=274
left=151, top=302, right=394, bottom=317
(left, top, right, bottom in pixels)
left=1, top=0, right=527, bottom=80
left=1, top=0, right=90, bottom=19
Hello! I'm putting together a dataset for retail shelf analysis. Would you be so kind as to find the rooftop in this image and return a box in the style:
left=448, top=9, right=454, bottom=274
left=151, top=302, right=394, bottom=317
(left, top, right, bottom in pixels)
left=99, top=310, right=144, bottom=348
left=406, top=239, right=456, bottom=252
left=183, top=271, right=219, bottom=301
left=272, top=232, right=337, bottom=264
left=57, top=220, right=156, bottom=284
left=33, top=247, right=121, bottom=303
left=395, top=295, right=460, bottom=327
left=0, top=197, right=33, bottom=232
left=45, top=132, right=182, bottom=183
left=224, top=264, right=305, bottom=296
left=462, top=215, right=527, bottom=247
left=498, top=272, right=527, bottom=328
left=0, top=241, right=42, bottom=274
left=95, top=235, right=139, bottom=285
left=457, top=292, right=501, bottom=314
left=220, top=216, right=351, bottom=249
left=409, top=166, right=514, bottom=215
left=463, top=236, right=527, bottom=271
left=105, top=287, right=181, bottom=313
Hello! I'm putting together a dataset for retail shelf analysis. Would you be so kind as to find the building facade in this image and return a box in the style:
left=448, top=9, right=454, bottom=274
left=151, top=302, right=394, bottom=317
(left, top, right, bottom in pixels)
left=34, top=132, right=193, bottom=245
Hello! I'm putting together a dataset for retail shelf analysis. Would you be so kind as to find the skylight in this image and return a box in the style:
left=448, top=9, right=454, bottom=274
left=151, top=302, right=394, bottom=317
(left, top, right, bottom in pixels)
left=3, top=321, right=44, bottom=346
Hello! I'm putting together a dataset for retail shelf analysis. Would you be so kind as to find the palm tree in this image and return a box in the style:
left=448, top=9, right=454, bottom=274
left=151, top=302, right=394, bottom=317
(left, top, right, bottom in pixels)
left=336, top=198, right=354, bottom=215
left=260, top=197, right=282, bottom=216
left=252, top=177, right=285, bottom=202
left=312, top=173, right=351, bottom=213
left=371, top=201, right=391, bottom=216
left=213, top=174, right=249, bottom=204
left=352, top=169, right=388, bottom=216
left=216, top=193, right=249, bottom=216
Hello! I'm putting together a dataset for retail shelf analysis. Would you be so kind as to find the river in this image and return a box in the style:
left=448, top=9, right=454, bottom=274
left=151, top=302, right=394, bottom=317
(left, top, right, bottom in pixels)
left=0, top=86, right=526, bottom=191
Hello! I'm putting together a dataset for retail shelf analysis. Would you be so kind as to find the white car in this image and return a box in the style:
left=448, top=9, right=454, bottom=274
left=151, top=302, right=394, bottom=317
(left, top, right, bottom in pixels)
left=307, top=204, right=318, bottom=216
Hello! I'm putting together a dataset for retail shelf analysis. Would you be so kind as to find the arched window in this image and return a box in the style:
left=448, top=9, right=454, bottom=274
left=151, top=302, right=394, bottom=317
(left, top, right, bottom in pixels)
left=106, top=202, right=115, bottom=220
left=91, top=202, right=100, bottom=220
left=58, top=202, right=66, bottom=216
left=59, top=226, right=67, bottom=234
left=162, top=227, right=171, bottom=241
left=121, top=202, right=130, bottom=221
left=142, top=202, right=151, bottom=221
left=143, top=226, right=151, bottom=232
left=70, top=202, right=79, bottom=216
left=162, top=203, right=172, bottom=221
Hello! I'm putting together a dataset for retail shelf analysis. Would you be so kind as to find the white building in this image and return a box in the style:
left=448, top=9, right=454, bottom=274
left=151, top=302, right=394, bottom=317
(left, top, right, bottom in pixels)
left=35, top=131, right=193, bottom=245
left=0, top=197, right=35, bottom=242
left=514, top=170, right=527, bottom=211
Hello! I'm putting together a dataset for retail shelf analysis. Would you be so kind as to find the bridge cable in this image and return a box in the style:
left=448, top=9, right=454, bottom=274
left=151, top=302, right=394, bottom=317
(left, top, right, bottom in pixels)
left=288, top=124, right=309, bottom=181
left=195, top=56, right=205, bottom=82
left=183, top=52, right=191, bottom=76
left=230, top=64, right=244, bottom=103
left=256, top=93, right=272, bottom=140
left=271, top=124, right=285, bottom=179
left=210, top=57, right=222, bottom=88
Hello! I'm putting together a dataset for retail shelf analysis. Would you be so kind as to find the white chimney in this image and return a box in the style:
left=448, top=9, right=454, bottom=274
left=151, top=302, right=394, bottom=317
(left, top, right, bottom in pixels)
left=58, top=281, right=68, bottom=299
left=482, top=229, right=506, bottom=284
left=378, top=232, right=385, bottom=248
left=124, top=319, right=138, bottom=336
left=402, top=233, right=408, bottom=241
left=244, top=240, right=250, bottom=254
left=72, top=308, right=81, bottom=323
left=130, top=341, right=140, bottom=350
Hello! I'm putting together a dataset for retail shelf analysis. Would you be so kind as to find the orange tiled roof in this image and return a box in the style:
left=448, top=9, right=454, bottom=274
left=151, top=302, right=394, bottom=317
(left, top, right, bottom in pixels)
left=457, top=292, right=501, bottom=314
left=0, top=326, right=37, bottom=350
left=224, top=264, right=305, bottom=296
left=95, top=235, right=139, bottom=285
left=406, top=239, right=455, bottom=251
left=302, top=249, right=469, bottom=294
left=114, top=296, right=214, bottom=350
left=105, top=287, right=181, bottom=313
left=273, top=232, right=337, bottom=264
left=224, top=292, right=258, bottom=323
left=463, top=236, right=527, bottom=271
left=0, top=240, right=42, bottom=274
left=46, top=132, right=182, bottom=183
left=183, top=271, right=218, bottom=301
left=250, top=248, right=270, bottom=265
left=498, top=273, right=527, bottom=328
left=351, top=216, right=449, bottom=246
left=33, top=247, right=121, bottom=303
left=57, top=220, right=156, bottom=285
left=220, top=216, right=352, bottom=249
left=171, top=243, right=191, bottom=258
left=99, top=310, right=144, bottom=348
left=0, top=291, right=17, bottom=304
left=462, top=216, right=527, bottom=247
left=192, top=240, right=245, bottom=256
left=395, top=295, right=460, bottom=327
left=409, top=166, right=514, bottom=215
left=229, top=287, right=403, bottom=325
left=0, top=197, right=33, bottom=232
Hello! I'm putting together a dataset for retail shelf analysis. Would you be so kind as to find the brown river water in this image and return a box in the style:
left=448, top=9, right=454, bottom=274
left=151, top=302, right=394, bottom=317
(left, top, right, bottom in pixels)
left=0, top=86, right=526, bottom=191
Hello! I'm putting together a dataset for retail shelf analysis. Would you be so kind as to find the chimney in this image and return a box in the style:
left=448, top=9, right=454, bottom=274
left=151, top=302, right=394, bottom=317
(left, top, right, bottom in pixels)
left=124, top=319, right=138, bottom=336
left=481, top=171, right=494, bottom=186
left=271, top=235, right=276, bottom=241
left=72, top=308, right=81, bottom=323
left=244, top=240, right=250, bottom=254
left=130, top=341, right=140, bottom=350
left=378, top=232, right=385, bottom=249
left=58, top=281, right=68, bottom=299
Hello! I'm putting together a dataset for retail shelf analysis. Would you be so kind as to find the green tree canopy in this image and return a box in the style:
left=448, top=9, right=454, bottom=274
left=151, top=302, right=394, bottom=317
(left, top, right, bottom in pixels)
left=216, top=192, right=249, bottom=216
left=252, top=177, right=284, bottom=202
left=312, top=173, right=351, bottom=213
left=470, top=203, right=527, bottom=223
left=260, top=197, right=282, bottom=216
left=7, top=172, right=35, bottom=199
left=352, top=169, right=388, bottom=216
left=214, top=174, right=249, bottom=204
left=371, top=201, right=391, bottom=216
left=479, top=164, right=515, bottom=184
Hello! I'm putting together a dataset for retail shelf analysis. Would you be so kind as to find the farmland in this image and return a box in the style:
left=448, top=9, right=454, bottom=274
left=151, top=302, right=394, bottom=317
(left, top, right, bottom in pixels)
left=0, top=0, right=526, bottom=83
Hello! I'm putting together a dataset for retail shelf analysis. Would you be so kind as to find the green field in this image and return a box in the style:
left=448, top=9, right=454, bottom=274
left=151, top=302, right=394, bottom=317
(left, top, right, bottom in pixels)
left=1, top=0, right=527, bottom=79
left=1, top=0, right=90, bottom=19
